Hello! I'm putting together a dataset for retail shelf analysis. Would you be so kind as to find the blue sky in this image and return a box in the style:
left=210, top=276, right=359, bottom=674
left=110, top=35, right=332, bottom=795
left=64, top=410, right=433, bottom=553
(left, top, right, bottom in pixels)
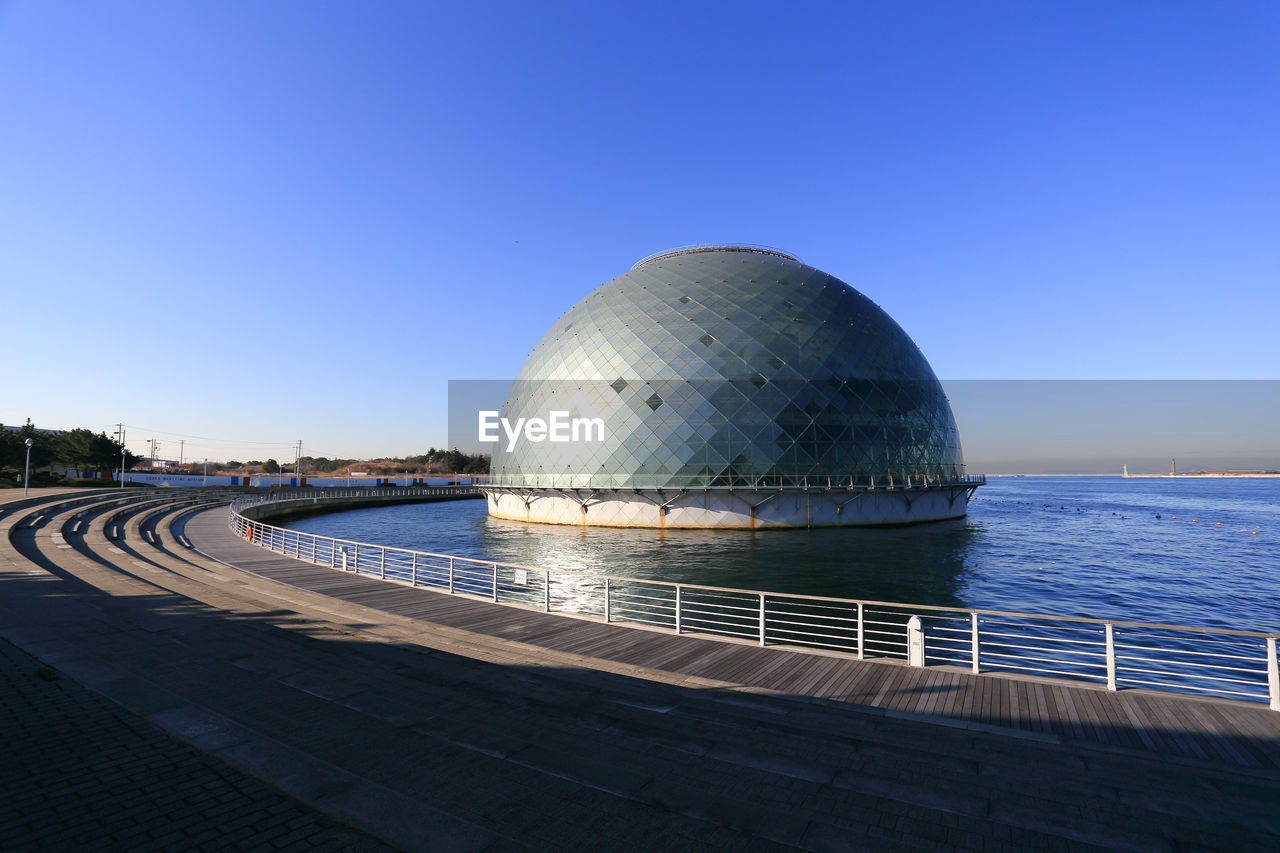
left=2, top=2, right=1277, bottom=468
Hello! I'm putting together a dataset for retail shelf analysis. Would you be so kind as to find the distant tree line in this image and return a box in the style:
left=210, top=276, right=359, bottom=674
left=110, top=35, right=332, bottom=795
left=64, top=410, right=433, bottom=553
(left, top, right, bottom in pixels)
left=2, top=418, right=493, bottom=485
left=202, top=448, right=489, bottom=477
left=397, top=448, right=490, bottom=474
left=1, top=423, right=140, bottom=485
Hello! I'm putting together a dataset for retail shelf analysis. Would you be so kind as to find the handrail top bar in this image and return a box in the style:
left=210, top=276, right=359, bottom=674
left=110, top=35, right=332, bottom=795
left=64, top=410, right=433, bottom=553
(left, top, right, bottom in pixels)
left=230, top=495, right=1280, bottom=641
left=482, top=477, right=985, bottom=492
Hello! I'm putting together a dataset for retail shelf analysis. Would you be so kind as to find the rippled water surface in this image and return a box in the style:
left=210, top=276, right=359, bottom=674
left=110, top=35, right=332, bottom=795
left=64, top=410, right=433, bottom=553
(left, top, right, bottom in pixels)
left=284, top=477, right=1280, bottom=631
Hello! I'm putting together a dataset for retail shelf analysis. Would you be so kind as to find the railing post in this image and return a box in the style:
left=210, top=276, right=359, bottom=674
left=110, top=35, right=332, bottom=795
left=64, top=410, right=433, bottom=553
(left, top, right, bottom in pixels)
left=411, top=552, right=418, bottom=587
left=604, top=577, right=610, bottom=622
left=759, top=594, right=766, bottom=647
left=353, top=543, right=359, bottom=573
left=544, top=571, right=551, bottom=612
left=857, top=602, right=864, bottom=660
left=971, top=611, right=980, bottom=674
left=492, top=563, right=498, bottom=602
left=380, top=547, right=386, bottom=579
left=449, top=556, right=455, bottom=594
left=1267, top=636, right=1279, bottom=712
left=675, top=585, right=682, bottom=634
left=1105, top=623, right=1117, bottom=691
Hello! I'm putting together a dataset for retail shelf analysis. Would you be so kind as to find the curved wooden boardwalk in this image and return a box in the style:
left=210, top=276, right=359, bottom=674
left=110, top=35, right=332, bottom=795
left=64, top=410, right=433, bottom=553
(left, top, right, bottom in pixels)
left=3, top=487, right=1279, bottom=851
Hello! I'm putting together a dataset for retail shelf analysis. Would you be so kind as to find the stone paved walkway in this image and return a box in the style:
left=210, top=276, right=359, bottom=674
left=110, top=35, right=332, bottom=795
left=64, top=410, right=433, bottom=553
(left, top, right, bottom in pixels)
left=0, top=634, right=397, bottom=852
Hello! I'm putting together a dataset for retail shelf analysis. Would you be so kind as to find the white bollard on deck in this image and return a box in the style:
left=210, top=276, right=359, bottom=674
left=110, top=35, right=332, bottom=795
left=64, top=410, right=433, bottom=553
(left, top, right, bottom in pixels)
left=907, top=615, right=925, bottom=667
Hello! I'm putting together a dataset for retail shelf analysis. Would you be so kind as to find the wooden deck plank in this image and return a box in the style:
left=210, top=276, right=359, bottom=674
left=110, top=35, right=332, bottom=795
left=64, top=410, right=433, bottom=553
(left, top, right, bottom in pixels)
left=1172, top=700, right=1245, bottom=764
left=958, top=667, right=979, bottom=723
left=1154, top=694, right=1222, bottom=761
left=756, top=649, right=816, bottom=687
left=1066, top=687, right=1105, bottom=743
left=868, top=665, right=907, bottom=708
left=929, top=671, right=960, bottom=717
left=920, top=669, right=945, bottom=715
left=712, top=646, right=776, bottom=684
left=688, top=645, right=761, bottom=683
left=1213, top=704, right=1280, bottom=769
left=1181, top=701, right=1255, bottom=766
left=672, top=643, right=748, bottom=678
left=1136, top=694, right=1210, bottom=760
left=1006, top=679, right=1023, bottom=730
left=1081, top=687, right=1124, bottom=746
left=913, top=669, right=942, bottom=716
left=832, top=657, right=885, bottom=704
left=1046, top=682, right=1081, bottom=739
left=1020, top=680, right=1043, bottom=731
left=935, top=673, right=964, bottom=720
left=1114, top=694, right=1160, bottom=751
left=887, top=667, right=926, bottom=714
left=990, top=676, right=1008, bottom=727
left=1081, top=688, right=1117, bottom=744
left=1051, top=686, right=1088, bottom=739
left=758, top=653, right=828, bottom=693
left=810, top=657, right=855, bottom=696
left=1092, top=689, right=1142, bottom=750
left=743, top=654, right=789, bottom=692
left=1072, top=687, right=1108, bottom=742
left=787, top=656, right=844, bottom=696
left=996, top=678, right=1013, bottom=728
left=978, top=674, right=997, bottom=725
left=753, top=651, right=819, bottom=693
left=811, top=660, right=859, bottom=699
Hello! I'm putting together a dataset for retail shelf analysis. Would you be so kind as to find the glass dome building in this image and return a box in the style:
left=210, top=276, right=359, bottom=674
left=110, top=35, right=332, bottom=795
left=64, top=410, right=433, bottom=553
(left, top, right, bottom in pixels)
left=484, top=245, right=983, bottom=528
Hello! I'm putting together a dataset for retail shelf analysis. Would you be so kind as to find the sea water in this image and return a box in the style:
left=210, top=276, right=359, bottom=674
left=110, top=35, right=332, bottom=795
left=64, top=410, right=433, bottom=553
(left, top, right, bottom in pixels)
left=283, top=476, right=1279, bottom=632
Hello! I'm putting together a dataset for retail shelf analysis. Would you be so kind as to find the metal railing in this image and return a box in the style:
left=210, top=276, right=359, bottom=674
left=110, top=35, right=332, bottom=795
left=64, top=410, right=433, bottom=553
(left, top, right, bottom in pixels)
left=235, top=486, right=482, bottom=506
left=631, top=244, right=801, bottom=269
left=229, top=493, right=1280, bottom=710
left=482, top=472, right=986, bottom=490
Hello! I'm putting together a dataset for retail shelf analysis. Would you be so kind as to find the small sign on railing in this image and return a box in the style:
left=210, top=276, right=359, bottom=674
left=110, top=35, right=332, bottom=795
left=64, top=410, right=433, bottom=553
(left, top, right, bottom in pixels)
left=514, top=569, right=528, bottom=586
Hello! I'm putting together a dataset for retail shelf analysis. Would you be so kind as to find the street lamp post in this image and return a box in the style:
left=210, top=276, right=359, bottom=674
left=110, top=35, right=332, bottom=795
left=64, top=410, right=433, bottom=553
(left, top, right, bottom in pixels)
left=23, top=438, right=33, bottom=497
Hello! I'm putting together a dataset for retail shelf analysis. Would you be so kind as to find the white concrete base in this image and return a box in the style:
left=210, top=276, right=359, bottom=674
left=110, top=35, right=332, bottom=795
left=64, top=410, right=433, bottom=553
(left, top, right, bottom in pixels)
left=483, top=485, right=976, bottom=529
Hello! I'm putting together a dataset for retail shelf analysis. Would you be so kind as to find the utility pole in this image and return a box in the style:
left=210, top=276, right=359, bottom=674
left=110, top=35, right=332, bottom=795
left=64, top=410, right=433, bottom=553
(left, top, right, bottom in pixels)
left=179, top=440, right=185, bottom=469
left=295, top=440, right=302, bottom=485
left=116, top=424, right=125, bottom=487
